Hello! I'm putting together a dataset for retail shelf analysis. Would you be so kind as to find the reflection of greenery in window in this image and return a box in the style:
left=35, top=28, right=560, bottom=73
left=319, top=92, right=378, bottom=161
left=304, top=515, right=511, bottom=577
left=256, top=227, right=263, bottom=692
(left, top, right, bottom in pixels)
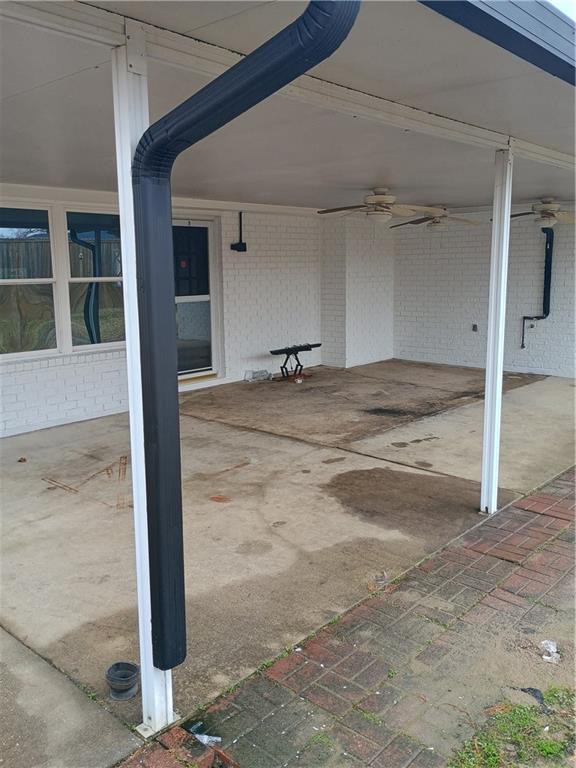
left=0, top=207, right=56, bottom=354
left=69, top=282, right=125, bottom=346
left=0, top=284, right=56, bottom=353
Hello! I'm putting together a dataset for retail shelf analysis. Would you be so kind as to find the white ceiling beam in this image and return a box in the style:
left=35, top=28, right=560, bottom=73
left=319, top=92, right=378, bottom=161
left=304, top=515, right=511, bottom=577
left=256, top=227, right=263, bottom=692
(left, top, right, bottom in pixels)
left=2, top=1, right=574, bottom=172
left=0, top=0, right=124, bottom=47
left=0, top=183, right=319, bottom=217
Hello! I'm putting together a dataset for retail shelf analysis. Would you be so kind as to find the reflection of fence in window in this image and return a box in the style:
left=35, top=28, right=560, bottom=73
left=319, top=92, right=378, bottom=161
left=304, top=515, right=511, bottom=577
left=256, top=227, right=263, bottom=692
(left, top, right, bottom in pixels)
left=68, top=240, right=122, bottom=279
left=0, top=239, right=52, bottom=280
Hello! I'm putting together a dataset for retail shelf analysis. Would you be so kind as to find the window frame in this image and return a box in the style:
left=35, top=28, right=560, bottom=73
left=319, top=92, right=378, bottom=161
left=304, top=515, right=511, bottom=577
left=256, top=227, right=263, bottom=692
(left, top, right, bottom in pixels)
left=65, top=207, right=126, bottom=351
left=0, top=202, right=60, bottom=360
left=0, top=200, right=224, bottom=379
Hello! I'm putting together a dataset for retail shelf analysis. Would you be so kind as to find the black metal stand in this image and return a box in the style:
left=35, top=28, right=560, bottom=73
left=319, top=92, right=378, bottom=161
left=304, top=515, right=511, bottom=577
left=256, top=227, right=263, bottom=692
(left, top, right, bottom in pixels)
left=270, top=343, right=321, bottom=378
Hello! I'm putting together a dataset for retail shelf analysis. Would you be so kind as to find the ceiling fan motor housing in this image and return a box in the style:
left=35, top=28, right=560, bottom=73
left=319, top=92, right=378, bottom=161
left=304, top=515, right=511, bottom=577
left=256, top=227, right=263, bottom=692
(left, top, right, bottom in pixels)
left=364, top=192, right=396, bottom=205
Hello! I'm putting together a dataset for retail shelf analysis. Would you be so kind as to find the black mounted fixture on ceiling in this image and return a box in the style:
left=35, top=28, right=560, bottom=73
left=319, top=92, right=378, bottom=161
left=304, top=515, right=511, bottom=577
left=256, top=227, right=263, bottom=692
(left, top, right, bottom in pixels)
left=230, top=211, right=247, bottom=252
left=521, top=227, right=554, bottom=349
left=131, top=0, right=361, bottom=671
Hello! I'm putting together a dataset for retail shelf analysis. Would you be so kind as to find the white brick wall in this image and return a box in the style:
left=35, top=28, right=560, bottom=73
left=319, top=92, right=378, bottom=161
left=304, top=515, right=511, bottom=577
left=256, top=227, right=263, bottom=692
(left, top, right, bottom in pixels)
left=220, top=211, right=322, bottom=379
left=393, top=219, right=575, bottom=377
left=320, top=218, right=347, bottom=367
left=345, top=217, right=394, bottom=367
left=1, top=211, right=324, bottom=436
left=2, top=207, right=573, bottom=436
left=320, top=216, right=394, bottom=368
left=0, top=350, right=128, bottom=436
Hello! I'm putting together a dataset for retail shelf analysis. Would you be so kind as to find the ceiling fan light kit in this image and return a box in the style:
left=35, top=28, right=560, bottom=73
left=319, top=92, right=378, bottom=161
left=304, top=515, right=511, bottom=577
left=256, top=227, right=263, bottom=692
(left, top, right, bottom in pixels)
left=366, top=210, right=393, bottom=222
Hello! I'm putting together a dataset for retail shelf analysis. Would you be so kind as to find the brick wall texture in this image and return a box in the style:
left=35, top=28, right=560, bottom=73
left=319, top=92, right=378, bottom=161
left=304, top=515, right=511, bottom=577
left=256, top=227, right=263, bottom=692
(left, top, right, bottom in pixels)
left=1, top=212, right=573, bottom=435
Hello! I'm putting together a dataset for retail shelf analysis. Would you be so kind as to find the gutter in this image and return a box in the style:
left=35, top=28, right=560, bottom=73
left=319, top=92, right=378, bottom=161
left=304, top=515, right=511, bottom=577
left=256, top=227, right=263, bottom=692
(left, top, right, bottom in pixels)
left=132, top=0, right=361, bottom=670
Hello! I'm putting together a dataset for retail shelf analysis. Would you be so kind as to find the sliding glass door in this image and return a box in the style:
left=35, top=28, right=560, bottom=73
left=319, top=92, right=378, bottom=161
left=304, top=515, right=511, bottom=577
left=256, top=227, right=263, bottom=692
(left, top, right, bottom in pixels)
left=172, top=222, right=212, bottom=375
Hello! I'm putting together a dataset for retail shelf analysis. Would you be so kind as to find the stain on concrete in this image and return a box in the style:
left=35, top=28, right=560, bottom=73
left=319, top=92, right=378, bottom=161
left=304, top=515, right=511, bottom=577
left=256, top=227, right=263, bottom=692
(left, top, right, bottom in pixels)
left=117, top=455, right=128, bottom=481
left=415, top=461, right=433, bottom=469
left=410, top=436, right=439, bottom=444
left=180, top=362, right=543, bottom=447
left=323, top=467, right=515, bottom=533
left=210, top=495, right=232, bottom=503
left=391, top=442, right=409, bottom=448
left=42, top=477, right=79, bottom=494
left=322, top=457, right=346, bottom=464
left=41, top=536, right=457, bottom=724
left=365, top=406, right=414, bottom=417
left=235, top=540, right=274, bottom=556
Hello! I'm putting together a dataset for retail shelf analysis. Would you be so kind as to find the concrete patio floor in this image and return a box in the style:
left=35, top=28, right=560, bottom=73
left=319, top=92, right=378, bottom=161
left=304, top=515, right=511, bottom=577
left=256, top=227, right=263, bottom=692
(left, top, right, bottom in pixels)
left=1, top=361, right=574, bottom=765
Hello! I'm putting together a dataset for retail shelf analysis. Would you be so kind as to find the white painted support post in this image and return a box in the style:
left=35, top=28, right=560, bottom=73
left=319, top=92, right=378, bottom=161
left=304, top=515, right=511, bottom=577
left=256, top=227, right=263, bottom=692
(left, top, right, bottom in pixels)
left=111, top=32, right=176, bottom=736
left=480, top=148, right=514, bottom=514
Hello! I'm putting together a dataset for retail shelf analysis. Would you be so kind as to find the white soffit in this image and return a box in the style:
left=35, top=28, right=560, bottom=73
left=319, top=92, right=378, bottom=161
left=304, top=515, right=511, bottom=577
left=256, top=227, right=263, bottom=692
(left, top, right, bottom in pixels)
left=1, top=15, right=573, bottom=208
left=91, top=0, right=575, bottom=154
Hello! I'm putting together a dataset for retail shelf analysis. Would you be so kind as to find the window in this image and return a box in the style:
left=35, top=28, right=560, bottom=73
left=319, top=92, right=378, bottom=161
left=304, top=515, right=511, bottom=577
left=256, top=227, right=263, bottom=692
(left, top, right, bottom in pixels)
left=67, top=212, right=125, bottom=346
left=0, top=207, right=57, bottom=354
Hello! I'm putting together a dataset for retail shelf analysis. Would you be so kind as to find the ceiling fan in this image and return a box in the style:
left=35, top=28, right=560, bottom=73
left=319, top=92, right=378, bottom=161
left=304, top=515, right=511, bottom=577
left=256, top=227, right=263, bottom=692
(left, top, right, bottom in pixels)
left=390, top=211, right=481, bottom=230
left=317, top=188, right=449, bottom=223
left=511, top=198, right=575, bottom=227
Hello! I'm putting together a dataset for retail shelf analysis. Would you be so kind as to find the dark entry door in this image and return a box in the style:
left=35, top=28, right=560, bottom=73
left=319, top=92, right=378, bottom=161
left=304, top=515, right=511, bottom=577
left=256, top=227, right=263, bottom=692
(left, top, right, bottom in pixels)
left=172, top=224, right=211, bottom=375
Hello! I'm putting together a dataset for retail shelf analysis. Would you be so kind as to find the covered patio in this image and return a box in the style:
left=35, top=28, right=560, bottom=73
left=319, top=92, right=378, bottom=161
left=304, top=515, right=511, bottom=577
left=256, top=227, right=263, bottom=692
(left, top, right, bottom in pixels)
left=0, top=0, right=574, bottom=764
left=2, top=360, right=573, bottom=728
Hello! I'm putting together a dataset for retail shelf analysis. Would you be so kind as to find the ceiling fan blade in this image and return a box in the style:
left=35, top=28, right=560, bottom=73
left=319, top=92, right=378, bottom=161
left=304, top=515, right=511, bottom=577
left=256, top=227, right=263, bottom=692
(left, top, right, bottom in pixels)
left=390, top=217, right=432, bottom=229
left=317, top=205, right=367, bottom=214
left=510, top=211, right=534, bottom=219
left=389, top=205, right=422, bottom=217
left=557, top=212, right=576, bottom=223
left=397, top=204, right=448, bottom=216
left=446, top=215, right=481, bottom=225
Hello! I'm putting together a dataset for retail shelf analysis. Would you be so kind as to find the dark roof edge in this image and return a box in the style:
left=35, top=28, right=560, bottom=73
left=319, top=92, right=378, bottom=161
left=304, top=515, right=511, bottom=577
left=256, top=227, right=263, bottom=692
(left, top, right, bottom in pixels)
left=420, top=0, right=575, bottom=86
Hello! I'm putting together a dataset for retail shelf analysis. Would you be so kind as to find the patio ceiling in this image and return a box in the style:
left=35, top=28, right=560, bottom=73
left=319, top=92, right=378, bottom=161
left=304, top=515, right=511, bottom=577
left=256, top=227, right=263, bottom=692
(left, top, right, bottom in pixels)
left=1, top=2, right=574, bottom=208
left=94, top=0, right=575, bottom=153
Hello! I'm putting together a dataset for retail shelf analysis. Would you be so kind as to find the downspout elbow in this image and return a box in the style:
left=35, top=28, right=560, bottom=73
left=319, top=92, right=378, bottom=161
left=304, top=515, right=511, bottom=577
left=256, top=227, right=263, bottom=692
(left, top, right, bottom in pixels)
left=132, top=1, right=361, bottom=183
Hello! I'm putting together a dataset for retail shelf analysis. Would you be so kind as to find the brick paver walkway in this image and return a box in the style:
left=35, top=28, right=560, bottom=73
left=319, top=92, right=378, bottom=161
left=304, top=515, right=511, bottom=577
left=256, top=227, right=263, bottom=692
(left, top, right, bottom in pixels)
left=120, top=469, right=575, bottom=768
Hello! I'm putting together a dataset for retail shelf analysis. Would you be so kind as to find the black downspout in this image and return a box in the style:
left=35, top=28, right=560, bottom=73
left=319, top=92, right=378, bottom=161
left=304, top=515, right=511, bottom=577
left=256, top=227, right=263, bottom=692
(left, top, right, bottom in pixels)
left=521, top=227, right=554, bottom=349
left=132, top=1, right=361, bottom=670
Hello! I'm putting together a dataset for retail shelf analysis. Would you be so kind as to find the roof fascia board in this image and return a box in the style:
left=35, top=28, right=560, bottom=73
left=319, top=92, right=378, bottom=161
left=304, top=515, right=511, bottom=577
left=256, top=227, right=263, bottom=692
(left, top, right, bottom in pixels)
left=2, top=1, right=574, bottom=171
left=420, top=0, right=575, bottom=86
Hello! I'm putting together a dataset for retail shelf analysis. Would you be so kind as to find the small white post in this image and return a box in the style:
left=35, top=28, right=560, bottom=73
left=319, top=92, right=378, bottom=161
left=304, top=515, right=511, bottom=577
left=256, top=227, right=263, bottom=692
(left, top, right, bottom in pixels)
left=480, top=148, right=514, bottom=514
left=111, top=33, right=176, bottom=736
